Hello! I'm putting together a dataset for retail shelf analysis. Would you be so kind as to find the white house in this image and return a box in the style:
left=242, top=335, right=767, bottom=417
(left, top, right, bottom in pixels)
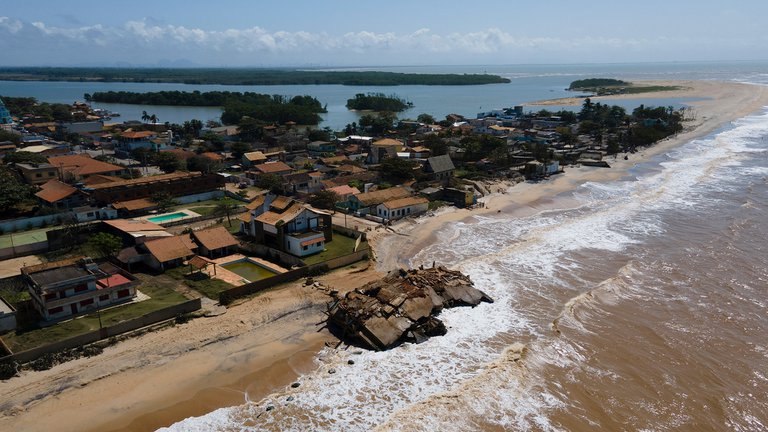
left=376, top=196, right=429, bottom=221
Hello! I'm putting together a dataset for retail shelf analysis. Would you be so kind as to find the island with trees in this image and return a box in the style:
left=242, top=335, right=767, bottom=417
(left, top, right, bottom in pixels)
left=85, top=91, right=327, bottom=126
left=345, top=93, right=413, bottom=112
left=0, top=67, right=511, bottom=86
left=568, top=78, right=682, bottom=96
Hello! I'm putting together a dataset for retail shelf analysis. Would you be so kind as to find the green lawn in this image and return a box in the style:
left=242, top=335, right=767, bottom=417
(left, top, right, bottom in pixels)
left=165, top=267, right=234, bottom=300
left=302, top=232, right=368, bottom=265
left=1, top=283, right=188, bottom=353
left=187, top=206, right=214, bottom=216
left=0, top=227, right=55, bottom=248
left=173, top=197, right=241, bottom=211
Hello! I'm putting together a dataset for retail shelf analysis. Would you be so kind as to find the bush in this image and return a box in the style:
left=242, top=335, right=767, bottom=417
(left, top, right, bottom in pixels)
left=0, top=361, right=19, bottom=380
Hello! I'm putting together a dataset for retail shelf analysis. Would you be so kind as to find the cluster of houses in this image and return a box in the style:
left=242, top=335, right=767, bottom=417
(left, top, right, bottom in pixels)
left=0, top=94, right=622, bottom=330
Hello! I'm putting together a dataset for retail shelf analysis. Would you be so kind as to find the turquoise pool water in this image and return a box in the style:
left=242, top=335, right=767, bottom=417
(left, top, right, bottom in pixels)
left=221, top=260, right=278, bottom=282
left=147, top=212, right=188, bottom=223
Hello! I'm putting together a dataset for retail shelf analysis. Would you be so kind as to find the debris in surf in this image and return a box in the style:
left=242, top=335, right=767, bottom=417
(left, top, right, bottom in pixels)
left=325, top=265, right=494, bottom=351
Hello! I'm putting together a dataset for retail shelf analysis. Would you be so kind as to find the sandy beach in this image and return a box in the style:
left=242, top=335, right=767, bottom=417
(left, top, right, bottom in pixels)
left=1, top=80, right=767, bottom=432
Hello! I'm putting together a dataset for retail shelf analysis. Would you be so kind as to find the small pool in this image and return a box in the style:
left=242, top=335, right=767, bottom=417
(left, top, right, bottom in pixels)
left=221, top=259, right=278, bottom=282
left=147, top=212, right=190, bottom=223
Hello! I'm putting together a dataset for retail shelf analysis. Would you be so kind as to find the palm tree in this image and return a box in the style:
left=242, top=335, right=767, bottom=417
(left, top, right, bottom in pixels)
left=214, top=202, right=238, bottom=226
left=141, top=111, right=149, bottom=123
left=149, top=114, right=158, bottom=124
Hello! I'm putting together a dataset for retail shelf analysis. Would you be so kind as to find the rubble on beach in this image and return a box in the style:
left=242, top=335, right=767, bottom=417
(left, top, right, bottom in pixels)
left=326, top=265, right=493, bottom=350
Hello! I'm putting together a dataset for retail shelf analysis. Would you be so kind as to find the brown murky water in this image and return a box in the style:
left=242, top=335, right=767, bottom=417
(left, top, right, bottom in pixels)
left=162, top=112, right=768, bottom=431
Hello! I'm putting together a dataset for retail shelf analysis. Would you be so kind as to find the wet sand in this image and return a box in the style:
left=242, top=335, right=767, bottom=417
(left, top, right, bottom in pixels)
left=1, top=80, right=767, bottom=432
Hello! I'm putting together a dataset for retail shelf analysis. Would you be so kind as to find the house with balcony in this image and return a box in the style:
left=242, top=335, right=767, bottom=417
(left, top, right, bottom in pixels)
left=246, top=197, right=332, bottom=257
left=115, top=130, right=158, bottom=155
left=307, top=140, right=336, bottom=156
left=22, top=257, right=138, bottom=321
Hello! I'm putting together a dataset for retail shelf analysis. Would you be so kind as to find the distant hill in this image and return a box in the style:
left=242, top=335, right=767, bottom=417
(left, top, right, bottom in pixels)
left=0, top=67, right=511, bottom=86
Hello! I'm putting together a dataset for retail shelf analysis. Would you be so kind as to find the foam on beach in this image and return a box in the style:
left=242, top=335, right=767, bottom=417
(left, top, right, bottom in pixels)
left=161, top=107, right=768, bottom=432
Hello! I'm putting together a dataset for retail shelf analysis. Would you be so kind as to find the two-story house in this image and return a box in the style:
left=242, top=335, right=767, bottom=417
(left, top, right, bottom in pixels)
left=245, top=197, right=332, bottom=257
left=23, top=257, right=138, bottom=321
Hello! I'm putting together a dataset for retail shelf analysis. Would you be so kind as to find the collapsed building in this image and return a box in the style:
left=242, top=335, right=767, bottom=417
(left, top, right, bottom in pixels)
left=326, top=266, right=493, bottom=350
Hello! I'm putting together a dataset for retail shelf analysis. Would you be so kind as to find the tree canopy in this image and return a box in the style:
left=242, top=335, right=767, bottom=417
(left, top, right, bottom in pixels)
left=346, top=93, right=413, bottom=112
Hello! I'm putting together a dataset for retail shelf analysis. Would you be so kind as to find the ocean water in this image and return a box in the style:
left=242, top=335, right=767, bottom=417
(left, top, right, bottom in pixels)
left=2, top=61, right=767, bottom=130
left=158, top=67, right=768, bottom=431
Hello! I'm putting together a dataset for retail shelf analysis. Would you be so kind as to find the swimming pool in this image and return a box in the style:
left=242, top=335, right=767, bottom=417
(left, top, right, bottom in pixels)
left=221, top=259, right=278, bottom=282
left=147, top=211, right=191, bottom=223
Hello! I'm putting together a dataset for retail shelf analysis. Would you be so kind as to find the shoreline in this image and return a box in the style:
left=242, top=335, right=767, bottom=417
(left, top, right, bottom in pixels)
left=2, top=80, right=767, bottom=432
left=375, top=80, right=768, bottom=269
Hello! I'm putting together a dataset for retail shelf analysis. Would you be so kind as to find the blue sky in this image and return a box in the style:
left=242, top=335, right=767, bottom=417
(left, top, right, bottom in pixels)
left=1, top=0, right=767, bottom=67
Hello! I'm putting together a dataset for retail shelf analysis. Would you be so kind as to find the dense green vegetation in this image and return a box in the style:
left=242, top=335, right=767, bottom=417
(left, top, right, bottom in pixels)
left=568, top=78, right=681, bottom=96
left=346, top=93, right=413, bottom=112
left=0, top=96, right=73, bottom=121
left=569, top=78, right=629, bottom=89
left=220, top=94, right=327, bottom=125
left=85, top=91, right=326, bottom=125
left=577, top=98, right=684, bottom=154
left=0, top=67, right=511, bottom=86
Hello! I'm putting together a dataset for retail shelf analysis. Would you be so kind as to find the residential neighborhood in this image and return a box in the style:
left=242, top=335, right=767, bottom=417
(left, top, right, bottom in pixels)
left=0, top=91, right=685, bottom=376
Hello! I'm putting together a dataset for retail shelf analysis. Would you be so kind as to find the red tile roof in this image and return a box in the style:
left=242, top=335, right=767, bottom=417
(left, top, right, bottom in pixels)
left=112, top=198, right=157, bottom=212
left=48, top=155, right=124, bottom=177
left=143, top=236, right=194, bottom=263
left=200, top=152, right=224, bottom=161
left=121, top=131, right=157, bottom=139
left=35, top=180, right=80, bottom=203
left=103, top=219, right=164, bottom=233
left=192, top=226, right=238, bottom=251
left=254, top=161, right=292, bottom=174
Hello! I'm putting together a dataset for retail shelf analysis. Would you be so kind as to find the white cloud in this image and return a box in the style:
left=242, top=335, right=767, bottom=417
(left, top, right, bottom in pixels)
left=0, top=16, right=762, bottom=66
left=0, top=16, right=23, bottom=33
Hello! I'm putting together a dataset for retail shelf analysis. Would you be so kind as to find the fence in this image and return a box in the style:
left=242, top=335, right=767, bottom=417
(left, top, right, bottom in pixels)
left=1, top=298, right=201, bottom=364
left=219, top=248, right=370, bottom=305
left=332, top=224, right=367, bottom=242
left=238, top=243, right=306, bottom=269
left=0, top=241, right=49, bottom=260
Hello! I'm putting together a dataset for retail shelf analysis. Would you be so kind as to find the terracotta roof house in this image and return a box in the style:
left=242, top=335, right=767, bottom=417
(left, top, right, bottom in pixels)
left=192, top=226, right=239, bottom=258
left=47, top=154, right=125, bottom=181
left=116, top=130, right=158, bottom=154
left=242, top=151, right=267, bottom=167
left=348, top=186, right=412, bottom=214
left=319, top=155, right=349, bottom=166
left=81, top=174, right=122, bottom=186
left=368, top=139, right=404, bottom=164
left=200, top=152, right=224, bottom=161
left=141, top=236, right=195, bottom=270
left=376, top=196, right=429, bottom=221
left=252, top=161, right=293, bottom=176
left=35, top=179, right=89, bottom=209
left=102, top=219, right=171, bottom=245
left=112, top=198, right=158, bottom=215
left=252, top=202, right=333, bottom=257
left=327, top=185, right=361, bottom=201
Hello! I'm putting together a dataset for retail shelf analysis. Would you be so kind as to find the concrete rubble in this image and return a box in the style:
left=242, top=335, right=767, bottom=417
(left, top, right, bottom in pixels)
left=326, top=266, right=494, bottom=350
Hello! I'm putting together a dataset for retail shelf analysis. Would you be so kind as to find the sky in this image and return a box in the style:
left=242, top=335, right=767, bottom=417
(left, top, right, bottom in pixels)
left=1, top=0, right=767, bottom=67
